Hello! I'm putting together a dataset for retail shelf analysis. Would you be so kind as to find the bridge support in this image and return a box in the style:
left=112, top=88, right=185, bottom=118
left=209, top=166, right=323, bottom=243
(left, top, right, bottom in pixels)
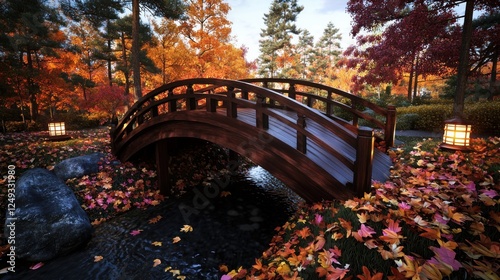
left=353, top=127, right=375, bottom=197
left=156, top=139, right=172, bottom=196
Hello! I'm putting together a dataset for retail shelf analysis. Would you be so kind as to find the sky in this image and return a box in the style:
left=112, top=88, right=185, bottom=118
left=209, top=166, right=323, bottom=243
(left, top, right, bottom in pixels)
left=225, top=0, right=355, bottom=61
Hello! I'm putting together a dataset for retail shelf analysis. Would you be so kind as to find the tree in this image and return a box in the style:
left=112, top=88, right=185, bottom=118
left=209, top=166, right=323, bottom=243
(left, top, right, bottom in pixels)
left=60, top=0, right=123, bottom=86
left=295, top=30, right=315, bottom=79
left=64, top=0, right=185, bottom=101
left=346, top=0, right=500, bottom=109
left=130, top=0, right=184, bottom=101
left=313, top=22, right=343, bottom=83
left=68, top=19, right=108, bottom=100
left=178, top=0, right=248, bottom=79
left=258, top=0, right=303, bottom=78
left=113, top=15, right=158, bottom=98
left=149, top=19, right=188, bottom=85
left=470, top=11, right=500, bottom=99
left=0, top=0, right=66, bottom=121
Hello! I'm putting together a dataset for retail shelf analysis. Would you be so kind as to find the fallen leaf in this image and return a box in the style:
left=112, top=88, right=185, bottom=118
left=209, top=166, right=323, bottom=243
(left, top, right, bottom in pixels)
left=172, top=236, right=181, bottom=243
left=152, top=241, right=162, bottom=246
left=30, top=262, right=44, bottom=270
left=153, top=259, right=161, bottom=267
left=94, top=256, right=103, bottom=262
left=180, top=225, right=193, bottom=232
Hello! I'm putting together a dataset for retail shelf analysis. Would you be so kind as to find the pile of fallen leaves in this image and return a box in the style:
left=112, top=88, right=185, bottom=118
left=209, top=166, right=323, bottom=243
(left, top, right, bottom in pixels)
left=222, top=137, right=500, bottom=279
left=0, top=127, right=236, bottom=226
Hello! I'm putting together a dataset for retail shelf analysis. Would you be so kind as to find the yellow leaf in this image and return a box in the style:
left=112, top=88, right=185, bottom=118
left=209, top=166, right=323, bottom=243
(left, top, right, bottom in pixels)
left=172, top=236, right=181, bottom=243
left=153, top=259, right=161, bottom=267
left=357, top=212, right=369, bottom=223
left=170, top=269, right=181, bottom=276
left=164, top=266, right=172, bottom=272
left=180, top=225, right=193, bottom=232
left=152, top=241, right=162, bottom=246
left=94, top=255, right=103, bottom=262
left=276, top=261, right=291, bottom=276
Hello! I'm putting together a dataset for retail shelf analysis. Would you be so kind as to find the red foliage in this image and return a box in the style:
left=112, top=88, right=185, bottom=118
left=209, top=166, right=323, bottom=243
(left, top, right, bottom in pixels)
left=87, top=86, right=128, bottom=119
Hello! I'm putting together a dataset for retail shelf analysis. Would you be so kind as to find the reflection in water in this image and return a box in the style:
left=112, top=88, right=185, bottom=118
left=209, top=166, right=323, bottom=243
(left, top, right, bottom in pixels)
left=7, top=167, right=300, bottom=280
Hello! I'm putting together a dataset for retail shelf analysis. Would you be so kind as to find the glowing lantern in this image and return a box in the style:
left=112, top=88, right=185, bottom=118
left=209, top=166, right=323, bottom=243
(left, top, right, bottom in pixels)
left=440, top=116, right=472, bottom=151
left=48, top=122, right=70, bottom=140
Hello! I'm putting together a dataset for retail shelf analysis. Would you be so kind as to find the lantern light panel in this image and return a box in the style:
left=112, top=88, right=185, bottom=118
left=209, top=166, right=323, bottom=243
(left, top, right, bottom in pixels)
left=443, top=123, right=471, bottom=147
left=48, top=122, right=66, bottom=137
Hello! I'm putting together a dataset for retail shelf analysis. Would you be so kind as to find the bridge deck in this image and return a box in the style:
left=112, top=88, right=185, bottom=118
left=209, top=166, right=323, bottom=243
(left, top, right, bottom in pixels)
left=219, top=107, right=392, bottom=186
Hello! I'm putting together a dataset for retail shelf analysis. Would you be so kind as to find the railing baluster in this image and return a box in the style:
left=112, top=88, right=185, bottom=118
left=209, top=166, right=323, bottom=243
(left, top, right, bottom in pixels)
left=168, top=89, right=176, bottom=112
left=241, top=90, right=249, bottom=100
left=151, top=97, right=158, bottom=117
left=326, top=90, right=333, bottom=116
left=187, top=84, right=196, bottom=110
left=297, top=114, right=307, bottom=153
left=351, top=100, right=359, bottom=127
left=353, top=127, right=374, bottom=197
left=227, top=86, right=237, bottom=118
left=289, top=83, right=296, bottom=100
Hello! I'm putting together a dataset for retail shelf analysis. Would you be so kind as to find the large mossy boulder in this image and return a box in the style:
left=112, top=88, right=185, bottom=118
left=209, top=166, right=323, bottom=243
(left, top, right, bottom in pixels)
left=3, top=168, right=92, bottom=262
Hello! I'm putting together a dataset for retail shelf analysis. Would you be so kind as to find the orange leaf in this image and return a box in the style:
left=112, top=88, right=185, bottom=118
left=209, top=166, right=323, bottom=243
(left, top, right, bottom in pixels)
left=153, top=259, right=161, bottom=267
left=419, top=227, right=441, bottom=240
left=252, top=258, right=263, bottom=270
left=357, top=266, right=383, bottom=280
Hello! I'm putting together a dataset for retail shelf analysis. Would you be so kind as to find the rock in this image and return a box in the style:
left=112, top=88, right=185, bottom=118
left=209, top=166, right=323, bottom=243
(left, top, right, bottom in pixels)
left=4, top=168, right=92, bottom=262
left=53, top=152, right=104, bottom=180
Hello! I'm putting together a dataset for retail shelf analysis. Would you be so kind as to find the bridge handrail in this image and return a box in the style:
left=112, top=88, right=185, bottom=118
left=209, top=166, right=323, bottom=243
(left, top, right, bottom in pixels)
left=112, top=78, right=375, bottom=195
left=240, top=78, right=396, bottom=147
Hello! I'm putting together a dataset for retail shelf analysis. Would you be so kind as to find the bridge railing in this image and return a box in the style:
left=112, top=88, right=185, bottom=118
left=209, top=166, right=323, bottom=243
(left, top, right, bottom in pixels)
left=112, top=78, right=376, bottom=196
left=241, top=78, right=396, bottom=148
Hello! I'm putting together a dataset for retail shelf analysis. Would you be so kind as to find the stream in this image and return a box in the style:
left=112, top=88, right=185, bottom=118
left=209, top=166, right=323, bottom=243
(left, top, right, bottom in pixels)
left=6, top=167, right=302, bottom=280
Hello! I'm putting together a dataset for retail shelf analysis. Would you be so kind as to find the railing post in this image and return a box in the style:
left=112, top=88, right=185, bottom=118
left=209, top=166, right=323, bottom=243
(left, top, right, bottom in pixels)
left=297, top=114, right=307, bottom=153
left=385, top=105, right=397, bottom=147
left=187, top=84, right=196, bottom=110
left=256, top=94, right=269, bottom=129
left=226, top=86, right=237, bottom=118
left=353, top=127, right=374, bottom=197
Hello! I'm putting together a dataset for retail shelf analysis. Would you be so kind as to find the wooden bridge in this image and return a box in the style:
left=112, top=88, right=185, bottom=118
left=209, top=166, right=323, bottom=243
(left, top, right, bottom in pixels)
left=111, top=78, right=396, bottom=202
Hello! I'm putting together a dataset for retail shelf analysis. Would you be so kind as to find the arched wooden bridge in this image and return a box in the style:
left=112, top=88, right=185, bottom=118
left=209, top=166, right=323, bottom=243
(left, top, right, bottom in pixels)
left=111, top=78, right=396, bottom=202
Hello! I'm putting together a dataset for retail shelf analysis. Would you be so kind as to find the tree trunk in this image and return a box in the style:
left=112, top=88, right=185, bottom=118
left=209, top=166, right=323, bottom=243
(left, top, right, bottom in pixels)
left=132, top=0, right=142, bottom=102
left=121, top=32, right=130, bottom=98
left=407, top=57, right=414, bottom=101
left=413, top=54, right=419, bottom=99
left=453, top=0, right=475, bottom=117
left=26, top=50, right=38, bottom=121
left=489, top=47, right=498, bottom=100
left=107, top=20, right=113, bottom=87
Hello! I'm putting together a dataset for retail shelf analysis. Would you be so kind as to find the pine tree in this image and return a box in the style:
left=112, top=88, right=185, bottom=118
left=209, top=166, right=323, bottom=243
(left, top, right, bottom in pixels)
left=0, top=0, right=66, bottom=121
left=314, top=22, right=343, bottom=83
left=258, top=0, right=303, bottom=78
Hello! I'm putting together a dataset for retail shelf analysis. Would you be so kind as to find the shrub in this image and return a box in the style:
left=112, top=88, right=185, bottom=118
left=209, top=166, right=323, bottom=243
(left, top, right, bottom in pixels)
left=395, top=113, right=419, bottom=130
left=396, top=101, right=500, bottom=135
left=4, top=121, right=43, bottom=132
